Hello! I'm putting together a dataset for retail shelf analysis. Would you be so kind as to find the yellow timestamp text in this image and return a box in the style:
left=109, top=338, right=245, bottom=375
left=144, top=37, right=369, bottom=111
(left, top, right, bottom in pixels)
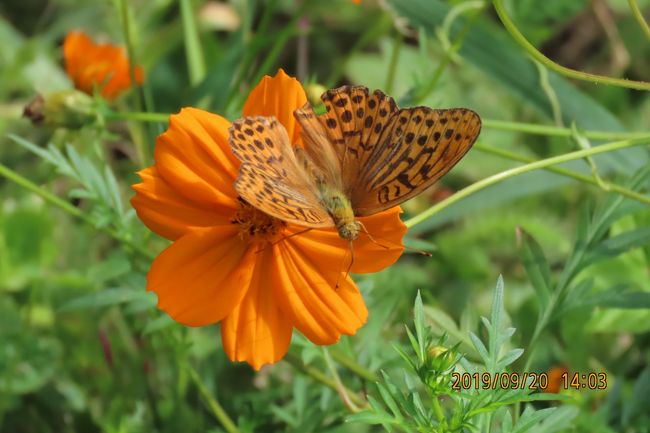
left=451, top=372, right=607, bottom=390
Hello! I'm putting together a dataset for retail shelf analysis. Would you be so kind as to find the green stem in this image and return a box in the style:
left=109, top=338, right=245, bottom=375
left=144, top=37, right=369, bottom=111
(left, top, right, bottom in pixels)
left=628, top=0, right=650, bottom=40
left=186, top=365, right=240, bottom=433
left=107, top=110, right=650, bottom=142
left=384, top=32, right=402, bottom=95
left=482, top=119, right=650, bottom=141
left=405, top=137, right=650, bottom=229
left=493, top=0, right=650, bottom=91
left=180, top=0, right=207, bottom=86
left=330, top=350, right=378, bottom=382
left=411, top=1, right=485, bottom=105
left=325, top=15, right=392, bottom=87
left=106, top=110, right=169, bottom=123
left=474, top=143, right=650, bottom=205
left=284, top=352, right=366, bottom=408
left=116, top=0, right=150, bottom=165
left=322, top=348, right=361, bottom=412
left=249, top=13, right=302, bottom=86
left=0, top=162, right=155, bottom=260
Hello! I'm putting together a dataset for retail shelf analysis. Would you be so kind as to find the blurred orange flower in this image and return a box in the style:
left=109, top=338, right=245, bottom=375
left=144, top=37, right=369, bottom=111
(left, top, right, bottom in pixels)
left=131, top=70, right=406, bottom=369
left=543, top=365, right=569, bottom=393
left=63, top=31, right=143, bottom=100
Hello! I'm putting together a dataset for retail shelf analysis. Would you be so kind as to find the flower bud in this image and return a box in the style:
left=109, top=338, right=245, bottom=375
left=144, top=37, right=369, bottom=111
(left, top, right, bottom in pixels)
left=23, top=90, right=96, bottom=129
left=304, top=83, right=327, bottom=108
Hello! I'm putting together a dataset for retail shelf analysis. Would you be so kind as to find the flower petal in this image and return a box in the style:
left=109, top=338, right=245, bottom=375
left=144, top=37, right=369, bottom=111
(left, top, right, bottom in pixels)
left=63, top=31, right=142, bottom=100
left=242, top=69, right=307, bottom=145
left=221, top=248, right=293, bottom=370
left=272, top=241, right=368, bottom=345
left=288, top=206, right=406, bottom=274
left=147, top=226, right=254, bottom=326
left=131, top=166, right=233, bottom=240
left=154, top=108, right=241, bottom=209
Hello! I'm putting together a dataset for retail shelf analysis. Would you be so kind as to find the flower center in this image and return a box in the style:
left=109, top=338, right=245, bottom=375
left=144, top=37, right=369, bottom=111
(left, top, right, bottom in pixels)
left=231, top=198, right=286, bottom=245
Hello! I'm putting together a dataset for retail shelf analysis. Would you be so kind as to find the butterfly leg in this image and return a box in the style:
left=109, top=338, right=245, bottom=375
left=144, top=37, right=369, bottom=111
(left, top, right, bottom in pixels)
left=254, top=228, right=313, bottom=254
left=335, top=241, right=355, bottom=290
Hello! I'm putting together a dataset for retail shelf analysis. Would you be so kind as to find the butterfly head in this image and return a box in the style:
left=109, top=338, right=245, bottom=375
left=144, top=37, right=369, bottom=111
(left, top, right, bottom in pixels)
left=336, top=220, right=361, bottom=242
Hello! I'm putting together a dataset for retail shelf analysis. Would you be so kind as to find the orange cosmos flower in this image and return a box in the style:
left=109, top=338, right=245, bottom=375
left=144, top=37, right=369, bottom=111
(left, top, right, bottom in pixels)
left=131, top=70, right=406, bottom=369
left=63, top=31, right=143, bottom=100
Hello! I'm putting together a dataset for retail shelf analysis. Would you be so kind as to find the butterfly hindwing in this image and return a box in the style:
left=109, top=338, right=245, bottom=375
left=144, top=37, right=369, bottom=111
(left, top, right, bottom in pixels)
left=351, top=107, right=481, bottom=215
left=229, top=116, right=334, bottom=228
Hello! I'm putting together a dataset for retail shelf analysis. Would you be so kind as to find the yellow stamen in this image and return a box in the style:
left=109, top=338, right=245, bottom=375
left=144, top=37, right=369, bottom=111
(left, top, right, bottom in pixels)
left=231, top=199, right=286, bottom=245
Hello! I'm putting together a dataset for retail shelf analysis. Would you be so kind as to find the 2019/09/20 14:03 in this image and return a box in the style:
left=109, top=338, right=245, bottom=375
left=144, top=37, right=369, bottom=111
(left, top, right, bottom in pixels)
left=451, top=372, right=607, bottom=390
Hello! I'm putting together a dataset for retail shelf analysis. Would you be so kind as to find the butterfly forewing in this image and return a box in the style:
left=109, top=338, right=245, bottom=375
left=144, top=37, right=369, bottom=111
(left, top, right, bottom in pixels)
left=314, top=86, right=398, bottom=194
left=351, top=107, right=481, bottom=216
left=229, top=116, right=334, bottom=228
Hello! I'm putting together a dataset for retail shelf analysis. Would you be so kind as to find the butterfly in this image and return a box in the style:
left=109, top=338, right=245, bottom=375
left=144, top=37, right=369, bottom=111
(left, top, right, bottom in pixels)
left=228, top=85, right=481, bottom=242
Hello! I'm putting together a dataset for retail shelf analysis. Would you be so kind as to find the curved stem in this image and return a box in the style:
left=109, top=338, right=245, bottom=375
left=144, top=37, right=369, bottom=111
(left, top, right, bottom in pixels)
left=106, top=111, right=650, bottom=142
left=493, top=0, right=650, bottom=91
left=330, top=349, right=378, bottom=382
left=284, top=352, right=366, bottom=408
left=474, top=143, right=650, bottom=205
left=482, top=119, right=650, bottom=141
left=186, top=365, right=240, bottom=433
left=628, top=0, right=650, bottom=40
left=116, top=0, right=151, bottom=165
left=405, top=137, right=650, bottom=229
left=323, top=348, right=361, bottom=412
left=0, top=162, right=155, bottom=260
left=106, top=110, right=169, bottom=123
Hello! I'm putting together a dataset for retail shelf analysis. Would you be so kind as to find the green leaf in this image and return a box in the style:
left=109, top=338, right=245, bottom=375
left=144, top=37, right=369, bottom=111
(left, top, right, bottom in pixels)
left=413, top=291, right=426, bottom=363
left=623, top=367, right=650, bottom=426
left=180, top=0, right=206, bottom=86
left=518, top=228, right=552, bottom=310
left=590, top=290, right=650, bottom=309
left=582, top=226, right=650, bottom=268
left=59, top=288, right=148, bottom=312
left=143, top=314, right=176, bottom=335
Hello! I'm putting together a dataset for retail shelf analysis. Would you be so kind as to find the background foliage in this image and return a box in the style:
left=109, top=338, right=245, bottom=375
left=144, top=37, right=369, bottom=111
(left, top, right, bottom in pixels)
left=1, top=0, right=649, bottom=432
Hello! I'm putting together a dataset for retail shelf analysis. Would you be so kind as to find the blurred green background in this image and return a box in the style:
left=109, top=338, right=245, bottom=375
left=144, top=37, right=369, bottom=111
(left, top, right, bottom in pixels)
left=1, top=0, right=649, bottom=432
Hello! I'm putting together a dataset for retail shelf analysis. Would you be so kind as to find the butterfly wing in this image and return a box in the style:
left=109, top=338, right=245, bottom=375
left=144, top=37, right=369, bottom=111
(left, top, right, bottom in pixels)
left=229, top=116, right=334, bottom=228
left=352, top=107, right=481, bottom=215
left=296, top=85, right=399, bottom=197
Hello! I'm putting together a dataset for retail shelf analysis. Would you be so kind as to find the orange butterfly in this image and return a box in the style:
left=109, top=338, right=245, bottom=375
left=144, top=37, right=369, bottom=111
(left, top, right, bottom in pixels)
left=229, top=85, right=481, bottom=242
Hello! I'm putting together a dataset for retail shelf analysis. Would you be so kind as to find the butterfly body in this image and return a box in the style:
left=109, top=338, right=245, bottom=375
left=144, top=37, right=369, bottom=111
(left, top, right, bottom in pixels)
left=318, top=188, right=360, bottom=241
left=228, top=85, right=481, bottom=242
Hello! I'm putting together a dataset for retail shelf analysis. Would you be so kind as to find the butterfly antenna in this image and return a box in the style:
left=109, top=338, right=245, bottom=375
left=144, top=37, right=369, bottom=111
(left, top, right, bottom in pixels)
left=357, top=221, right=390, bottom=250
left=255, top=228, right=313, bottom=254
left=358, top=222, right=432, bottom=257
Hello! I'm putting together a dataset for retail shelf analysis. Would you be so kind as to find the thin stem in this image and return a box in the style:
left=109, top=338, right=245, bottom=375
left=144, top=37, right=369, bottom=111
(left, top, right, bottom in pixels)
left=330, top=349, right=378, bottom=382
left=628, top=0, right=650, bottom=40
left=106, top=110, right=169, bottom=123
left=405, top=137, right=650, bottom=229
left=116, top=0, right=150, bottom=165
left=322, top=348, right=361, bottom=412
left=186, top=365, right=240, bottom=433
left=474, top=143, right=650, bottom=205
left=249, top=13, right=302, bottom=86
left=493, top=0, right=650, bottom=91
left=411, top=1, right=485, bottom=105
left=325, top=15, right=392, bottom=87
left=0, top=162, right=155, bottom=260
left=105, top=111, right=650, bottom=142
left=284, top=352, right=366, bottom=408
left=384, top=32, right=402, bottom=95
left=180, top=0, right=207, bottom=86
left=481, top=119, right=650, bottom=141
